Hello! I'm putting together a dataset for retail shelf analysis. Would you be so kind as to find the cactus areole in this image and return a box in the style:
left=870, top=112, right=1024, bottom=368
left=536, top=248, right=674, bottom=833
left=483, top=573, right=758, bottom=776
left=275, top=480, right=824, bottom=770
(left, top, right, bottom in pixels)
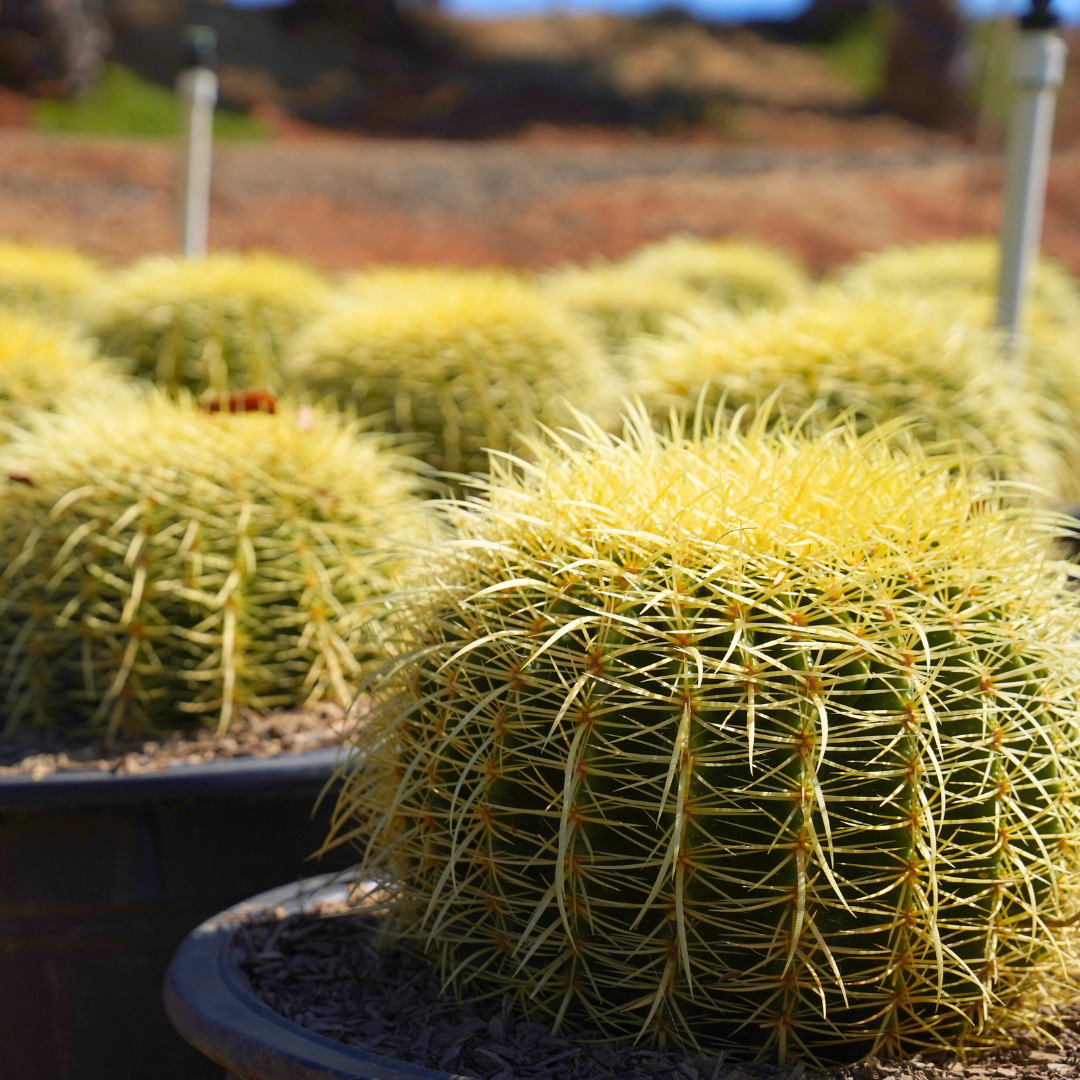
left=332, top=414, right=1080, bottom=1067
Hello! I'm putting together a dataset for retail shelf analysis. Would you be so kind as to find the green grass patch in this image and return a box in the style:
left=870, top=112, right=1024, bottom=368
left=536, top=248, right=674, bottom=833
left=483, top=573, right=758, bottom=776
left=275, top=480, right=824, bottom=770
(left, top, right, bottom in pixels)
left=813, top=8, right=890, bottom=99
left=34, top=64, right=267, bottom=140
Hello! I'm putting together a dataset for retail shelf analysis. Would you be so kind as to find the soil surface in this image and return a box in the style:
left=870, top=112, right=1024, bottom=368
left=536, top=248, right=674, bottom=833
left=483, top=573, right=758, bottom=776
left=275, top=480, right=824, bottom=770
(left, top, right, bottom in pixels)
left=3, top=128, right=1080, bottom=278
left=0, top=701, right=354, bottom=777
left=238, top=908, right=1080, bottom=1080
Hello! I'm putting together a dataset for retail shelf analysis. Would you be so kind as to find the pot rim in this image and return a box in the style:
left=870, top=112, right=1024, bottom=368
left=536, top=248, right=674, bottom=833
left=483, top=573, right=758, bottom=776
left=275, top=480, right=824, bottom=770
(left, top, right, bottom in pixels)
left=164, top=873, right=464, bottom=1080
left=0, top=745, right=349, bottom=810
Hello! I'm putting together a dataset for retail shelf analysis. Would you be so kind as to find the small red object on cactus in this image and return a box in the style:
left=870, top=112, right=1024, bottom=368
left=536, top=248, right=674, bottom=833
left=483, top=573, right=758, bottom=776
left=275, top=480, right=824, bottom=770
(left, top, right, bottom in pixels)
left=203, top=390, right=276, bottom=414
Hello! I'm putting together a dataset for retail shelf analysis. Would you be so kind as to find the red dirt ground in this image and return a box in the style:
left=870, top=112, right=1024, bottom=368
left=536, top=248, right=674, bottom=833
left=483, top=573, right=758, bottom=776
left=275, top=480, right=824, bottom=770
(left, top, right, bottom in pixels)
left=1, top=127, right=1078, bottom=277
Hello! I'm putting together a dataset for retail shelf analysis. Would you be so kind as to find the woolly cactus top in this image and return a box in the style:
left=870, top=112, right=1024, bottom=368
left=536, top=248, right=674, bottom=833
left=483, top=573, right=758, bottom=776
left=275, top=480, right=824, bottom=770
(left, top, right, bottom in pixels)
left=620, top=236, right=809, bottom=309
left=0, top=242, right=99, bottom=320
left=333, top=416, right=1080, bottom=1066
left=87, top=253, right=330, bottom=396
left=286, top=269, right=614, bottom=478
left=0, top=394, right=429, bottom=740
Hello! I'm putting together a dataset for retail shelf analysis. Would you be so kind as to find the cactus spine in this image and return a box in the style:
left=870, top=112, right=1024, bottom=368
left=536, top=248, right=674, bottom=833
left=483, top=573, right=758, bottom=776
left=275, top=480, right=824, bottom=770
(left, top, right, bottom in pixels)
left=330, top=413, right=1080, bottom=1067
left=0, top=395, right=427, bottom=741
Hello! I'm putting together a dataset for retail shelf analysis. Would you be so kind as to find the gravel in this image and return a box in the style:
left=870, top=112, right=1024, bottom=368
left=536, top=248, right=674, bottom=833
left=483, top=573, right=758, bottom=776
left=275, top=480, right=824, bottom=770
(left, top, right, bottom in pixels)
left=235, top=910, right=1080, bottom=1080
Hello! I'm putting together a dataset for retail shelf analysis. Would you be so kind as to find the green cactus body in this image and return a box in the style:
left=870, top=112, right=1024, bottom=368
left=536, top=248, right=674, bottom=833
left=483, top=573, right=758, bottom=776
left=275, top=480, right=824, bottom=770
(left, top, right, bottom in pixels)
left=286, top=269, right=615, bottom=478
left=87, top=253, right=329, bottom=397
left=0, top=395, right=428, bottom=741
left=331, top=416, right=1080, bottom=1067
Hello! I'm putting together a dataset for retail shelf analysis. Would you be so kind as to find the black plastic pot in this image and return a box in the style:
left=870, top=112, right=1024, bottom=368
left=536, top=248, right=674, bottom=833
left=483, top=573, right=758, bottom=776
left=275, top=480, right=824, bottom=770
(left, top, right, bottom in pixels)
left=165, top=874, right=452, bottom=1080
left=0, top=749, right=356, bottom=1080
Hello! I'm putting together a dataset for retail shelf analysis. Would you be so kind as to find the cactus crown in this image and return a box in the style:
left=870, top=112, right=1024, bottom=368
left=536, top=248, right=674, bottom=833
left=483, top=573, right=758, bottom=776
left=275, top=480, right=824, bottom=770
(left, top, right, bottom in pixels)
left=621, top=236, right=809, bottom=309
left=632, top=293, right=1068, bottom=493
left=0, top=242, right=98, bottom=320
left=286, top=268, right=613, bottom=478
left=332, top=412, right=1080, bottom=1067
left=0, top=394, right=427, bottom=742
left=87, top=253, right=329, bottom=396
left=0, top=310, right=128, bottom=438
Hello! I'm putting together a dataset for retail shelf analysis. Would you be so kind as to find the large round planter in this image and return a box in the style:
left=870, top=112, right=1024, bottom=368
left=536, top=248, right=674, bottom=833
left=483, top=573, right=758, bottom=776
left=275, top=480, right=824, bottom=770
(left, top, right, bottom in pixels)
left=165, top=874, right=453, bottom=1080
left=0, top=748, right=356, bottom=1080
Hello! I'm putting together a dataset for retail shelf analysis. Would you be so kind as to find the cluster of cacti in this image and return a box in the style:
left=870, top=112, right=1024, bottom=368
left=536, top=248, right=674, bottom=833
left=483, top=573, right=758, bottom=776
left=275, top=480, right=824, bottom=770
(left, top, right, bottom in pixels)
left=329, top=414, right=1080, bottom=1067
left=631, top=292, right=1070, bottom=494
left=539, top=262, right=706, bottom=352
left=285, top=269, right=614, bottom=478
left=87, top=253, right=330, bottom=397
left=621, top=236, right=810, bottom=310
left=0, top=394, right=429, bottom=742
left=0, top=242, right=99, bottom=321
left=0, top=309, right=129, bottom=438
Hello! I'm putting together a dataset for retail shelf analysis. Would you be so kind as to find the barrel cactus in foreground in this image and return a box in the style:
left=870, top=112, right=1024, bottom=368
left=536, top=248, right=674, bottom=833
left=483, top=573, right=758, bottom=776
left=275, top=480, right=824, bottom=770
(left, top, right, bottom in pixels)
left=87, top=253, right=329, bottom=397
left=329, top=414, right=1080, bottom=1067
left=0, top=394, right=428, bottom=742
left=0, top=309, right=128, bottom=437
left=286, top=269, right=614, bottom=478
left=621, top=236, right=809, bottom=309
left=0, top=242, right=99, bottom=321
left=633, top=292, right=1069, bottom=495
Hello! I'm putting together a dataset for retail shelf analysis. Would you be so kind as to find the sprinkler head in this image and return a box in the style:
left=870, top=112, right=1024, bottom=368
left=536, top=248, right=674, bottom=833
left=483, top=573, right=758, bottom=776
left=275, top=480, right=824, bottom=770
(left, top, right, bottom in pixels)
left=183, top=26, right=218, bottom=70
left=1021, top=0, right=1059, bottom=30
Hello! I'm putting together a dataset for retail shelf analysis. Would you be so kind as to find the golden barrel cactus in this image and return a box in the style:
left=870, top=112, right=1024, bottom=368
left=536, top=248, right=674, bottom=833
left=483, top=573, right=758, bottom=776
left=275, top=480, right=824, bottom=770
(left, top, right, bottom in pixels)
left=632, top=293, right=1069, bottom=494
left=621, top=236, right=809, bottom=309
left=0, top=309, right=128, bottom=438
left=87, top=253, right=330, bottom=397
left=0, top=242, right=99, bottom=321
left=286, top=269, right=615, bottom=478
left=0, top=394, right=429, bottom=742
left=540, top=262, right=708, bottom=352
left=835, top=239, right=1080, bottom=330
left=329, top=414, right=1080, bottom=1066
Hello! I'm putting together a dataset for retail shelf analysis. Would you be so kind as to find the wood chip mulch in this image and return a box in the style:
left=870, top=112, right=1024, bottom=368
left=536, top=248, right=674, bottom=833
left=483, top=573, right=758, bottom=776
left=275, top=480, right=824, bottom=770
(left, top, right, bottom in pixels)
left=236, top=912, right=1080, bottom=1080
left=0, top=702, right=353, bottom=778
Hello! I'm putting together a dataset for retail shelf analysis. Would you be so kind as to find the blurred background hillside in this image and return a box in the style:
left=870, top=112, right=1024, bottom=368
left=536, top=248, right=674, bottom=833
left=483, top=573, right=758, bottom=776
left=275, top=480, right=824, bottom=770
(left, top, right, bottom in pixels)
left=0, top=0, right=1077, bottom=274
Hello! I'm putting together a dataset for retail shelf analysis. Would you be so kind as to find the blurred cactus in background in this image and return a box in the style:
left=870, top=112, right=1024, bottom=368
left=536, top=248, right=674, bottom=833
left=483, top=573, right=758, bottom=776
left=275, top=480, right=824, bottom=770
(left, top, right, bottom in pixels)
left=632, top=292, right=1070, bottom=497
left=87, top=253, right=330, bottom=397
left=286, top=268, right=615, bottom=479
left=540, top=261, right=706, bottom=353
left=0, top=242, right=99, bottom=321
left=0, top=394, right=429, bottom=742
left=621, top=236, right=809, bottom=310
left=0, top=308, right=128, bottom=438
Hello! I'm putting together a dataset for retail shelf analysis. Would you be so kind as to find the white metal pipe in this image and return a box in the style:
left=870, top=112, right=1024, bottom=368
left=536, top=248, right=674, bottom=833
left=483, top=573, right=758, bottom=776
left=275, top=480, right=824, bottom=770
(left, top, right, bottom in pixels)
left=177, top=66, right=218, bottom=259
left=995, top=28, right=1067, bottom=355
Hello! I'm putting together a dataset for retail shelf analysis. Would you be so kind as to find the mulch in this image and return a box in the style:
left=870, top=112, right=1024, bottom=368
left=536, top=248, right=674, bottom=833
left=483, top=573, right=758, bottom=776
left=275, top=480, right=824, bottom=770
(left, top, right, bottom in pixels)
left=0, top=701, right=354, bottom=778
left=236, top=910, right=1080, bottom=1080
